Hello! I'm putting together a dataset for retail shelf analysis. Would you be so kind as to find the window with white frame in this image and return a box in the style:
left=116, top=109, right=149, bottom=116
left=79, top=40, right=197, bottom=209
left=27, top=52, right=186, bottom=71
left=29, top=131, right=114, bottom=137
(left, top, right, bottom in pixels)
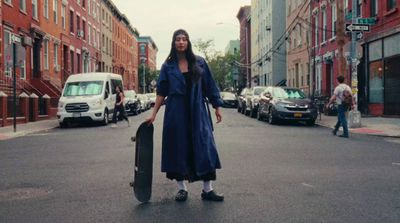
left=332, top=3, right=337, bottom=38
left=88, top=25, right=91, bottom=45
left=20, top=0, right=26, bottom=12
left=5, top=0, right=12, bottom=5
left=54, top=43, right=59, bottom=69
left=32, top=0, right=38, bottom=19
left=314, top=15, right=319, bottom=47
left=4, top=30, right=12, bottom=77
left=44, top=40, right=49, bottom=70
left=322, top=9, right=326, bottom=43
left=53, top=0, right=58, bottom=24
left=357, top=0, right=362, bottom=17
left=44, top=0, right=49, bottom=19
left=61, top=4, right=66, bottom=29
left=20, top=60, right=26, bottom=79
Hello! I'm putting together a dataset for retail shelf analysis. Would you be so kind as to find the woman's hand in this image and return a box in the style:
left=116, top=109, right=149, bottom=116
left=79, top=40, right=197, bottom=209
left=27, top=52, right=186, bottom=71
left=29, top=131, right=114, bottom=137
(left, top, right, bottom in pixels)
left=215, top=107, right=222, bottom=123
left=146, top=115, right=156, bottom=125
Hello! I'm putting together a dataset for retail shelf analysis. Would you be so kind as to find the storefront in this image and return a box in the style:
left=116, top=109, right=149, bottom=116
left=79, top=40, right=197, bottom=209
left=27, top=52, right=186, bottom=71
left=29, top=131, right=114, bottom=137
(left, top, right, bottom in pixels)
left=366, top=33, right=400, bottom=116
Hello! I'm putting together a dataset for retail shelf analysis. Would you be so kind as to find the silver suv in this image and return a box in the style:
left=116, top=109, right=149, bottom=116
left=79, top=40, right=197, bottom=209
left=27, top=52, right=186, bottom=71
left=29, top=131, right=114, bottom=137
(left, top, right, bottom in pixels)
left=244, top=86, right=267, bottom=118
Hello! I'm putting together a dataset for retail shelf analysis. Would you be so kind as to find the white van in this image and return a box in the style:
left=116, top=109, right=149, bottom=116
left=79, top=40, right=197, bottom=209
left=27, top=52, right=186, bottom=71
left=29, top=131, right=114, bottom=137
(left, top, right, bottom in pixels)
left=57, top=72, right=123, bottom=128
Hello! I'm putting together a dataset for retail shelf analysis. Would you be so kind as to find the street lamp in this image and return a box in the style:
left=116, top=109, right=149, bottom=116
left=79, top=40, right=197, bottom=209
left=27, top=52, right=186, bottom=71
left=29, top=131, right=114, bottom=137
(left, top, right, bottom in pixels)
left=141, top=57, right=147, bottom=94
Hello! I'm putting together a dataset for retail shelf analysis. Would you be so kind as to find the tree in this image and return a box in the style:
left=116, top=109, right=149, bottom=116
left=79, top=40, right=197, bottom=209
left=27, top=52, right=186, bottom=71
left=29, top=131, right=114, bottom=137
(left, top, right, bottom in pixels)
left=138, top=65, right=159, bottom=93
left=193, top=39, right=240, bottom=91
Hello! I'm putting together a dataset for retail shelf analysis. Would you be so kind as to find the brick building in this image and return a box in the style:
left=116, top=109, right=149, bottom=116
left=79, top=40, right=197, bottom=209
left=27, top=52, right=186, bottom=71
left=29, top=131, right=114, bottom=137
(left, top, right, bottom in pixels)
left=286, top=0, right=312, bottom=95
left=361, top=0, right=400, bottom=116
left=138, top=36, right=158, bottom=71
left=236, top=6, right=251, bottom=89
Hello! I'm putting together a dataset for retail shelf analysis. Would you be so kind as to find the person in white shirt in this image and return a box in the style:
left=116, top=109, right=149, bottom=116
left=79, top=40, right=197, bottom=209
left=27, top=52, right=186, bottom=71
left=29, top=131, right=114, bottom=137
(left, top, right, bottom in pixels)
left=326, top=75, right=354, bottom=138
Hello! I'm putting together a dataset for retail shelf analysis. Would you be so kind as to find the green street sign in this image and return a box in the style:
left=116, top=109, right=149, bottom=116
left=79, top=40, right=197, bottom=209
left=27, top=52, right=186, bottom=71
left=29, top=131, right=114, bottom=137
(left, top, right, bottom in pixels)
left=345, top=13, right=352, bottom=20
left=357, top=17, right=376, bottom=24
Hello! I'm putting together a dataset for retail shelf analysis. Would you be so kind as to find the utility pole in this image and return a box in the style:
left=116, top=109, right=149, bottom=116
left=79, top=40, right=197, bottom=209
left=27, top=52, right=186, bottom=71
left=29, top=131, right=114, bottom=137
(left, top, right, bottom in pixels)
left=349, top=0, right=361, bottom=127
left=336, top=0, right=346, bottom=77
left=142, top=60, right=146, bottom=94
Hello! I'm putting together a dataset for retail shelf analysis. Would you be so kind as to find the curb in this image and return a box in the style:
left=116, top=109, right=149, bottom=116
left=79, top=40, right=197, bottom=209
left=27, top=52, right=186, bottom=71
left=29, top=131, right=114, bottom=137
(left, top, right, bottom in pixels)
left=315, top=122, right=400, bottom=138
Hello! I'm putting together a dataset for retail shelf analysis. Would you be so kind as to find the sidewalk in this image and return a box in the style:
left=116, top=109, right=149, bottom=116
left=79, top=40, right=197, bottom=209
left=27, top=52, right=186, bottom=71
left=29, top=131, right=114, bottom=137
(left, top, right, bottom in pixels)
left=316, top=114, right=400, bottom=138
left=0, top=119, right=59, bottom=141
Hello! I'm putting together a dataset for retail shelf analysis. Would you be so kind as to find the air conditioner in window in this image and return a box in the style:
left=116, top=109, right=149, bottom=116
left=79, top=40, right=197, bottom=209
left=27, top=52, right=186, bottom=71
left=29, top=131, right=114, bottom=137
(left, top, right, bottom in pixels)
left=266, top=25, right=271, bottom=31
left=55, top=65, right=60, bottom=72
left=77, top=30, right=84, bottom=38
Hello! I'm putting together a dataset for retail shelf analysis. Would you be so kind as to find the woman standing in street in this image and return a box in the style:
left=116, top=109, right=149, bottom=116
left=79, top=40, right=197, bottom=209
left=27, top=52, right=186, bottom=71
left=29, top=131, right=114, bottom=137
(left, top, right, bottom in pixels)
left=111, top=85, right=130, bottom=127
left=146, top=29, right=224, bottom=202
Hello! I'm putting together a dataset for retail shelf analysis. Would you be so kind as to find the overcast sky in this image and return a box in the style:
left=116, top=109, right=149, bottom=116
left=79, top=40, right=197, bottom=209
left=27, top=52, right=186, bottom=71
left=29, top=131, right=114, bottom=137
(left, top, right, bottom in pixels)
left=112, top=0, right=251, bottom=69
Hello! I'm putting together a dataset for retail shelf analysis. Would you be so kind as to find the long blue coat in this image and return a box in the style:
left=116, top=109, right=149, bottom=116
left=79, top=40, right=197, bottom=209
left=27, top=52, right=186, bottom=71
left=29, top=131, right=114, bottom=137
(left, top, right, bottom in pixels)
left=156, top=56, right=223, bottom=176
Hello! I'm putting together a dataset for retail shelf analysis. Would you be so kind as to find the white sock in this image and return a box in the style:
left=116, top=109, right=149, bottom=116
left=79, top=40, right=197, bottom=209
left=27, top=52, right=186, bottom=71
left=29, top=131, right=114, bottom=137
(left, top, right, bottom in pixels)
left=177, top=181, right=187, bottom=191
left=203, top=181, right=213, bottom=192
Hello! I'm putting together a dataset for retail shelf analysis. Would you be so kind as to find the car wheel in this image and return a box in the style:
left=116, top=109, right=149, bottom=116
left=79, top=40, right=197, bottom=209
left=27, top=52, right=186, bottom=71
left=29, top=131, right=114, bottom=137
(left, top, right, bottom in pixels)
left=257, top=110, right=263, bottom=121
left=237, top=105, right=241, bottom=113
left=59, top=121, right=68, bottom=128
left=268, top=109, right=277, bottom=124
left=250, top=108, right=256, bottom=118
left=306, top=119, right=316, bottom=126
left=102, top=109, right=109, bottom=125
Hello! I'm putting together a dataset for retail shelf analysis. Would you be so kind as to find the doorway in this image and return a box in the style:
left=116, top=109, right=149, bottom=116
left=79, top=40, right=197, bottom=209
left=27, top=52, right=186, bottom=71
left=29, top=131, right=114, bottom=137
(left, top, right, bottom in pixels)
left=384, top=55, right=400, bottom=115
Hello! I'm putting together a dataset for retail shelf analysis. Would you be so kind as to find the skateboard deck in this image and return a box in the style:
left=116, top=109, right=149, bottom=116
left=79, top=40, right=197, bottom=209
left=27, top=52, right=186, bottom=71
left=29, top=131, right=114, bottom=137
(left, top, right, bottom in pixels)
left=130, top=121, right=154, bottom=203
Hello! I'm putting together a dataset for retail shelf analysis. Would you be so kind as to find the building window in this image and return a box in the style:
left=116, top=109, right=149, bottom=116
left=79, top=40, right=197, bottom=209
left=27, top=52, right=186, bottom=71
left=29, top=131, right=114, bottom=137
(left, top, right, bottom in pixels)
left=88, top=25, right=91, bottom=45
left=357, top=0, right=362, bottom=17
left=88, top=0, right=91, bottom=15
left=20, top=60, right=26, bottom=79
left=77, top=53, right=81, bottom=73
left=332, top=3, right=337, bottom=37
left=54, top=43, right=59, bottom=69
left=76, top=15, right=80, bottom=35
left=5, top=0, right=12, bottom=5
left=387, top=0, right=396, bottom=10
left=53, top=0, right=58, bottom=24
left=322, top=9, right=326, bottom=43
left=44, top=40, right=49, bottom=70
left=82, top=20, right=86, bottom=40
left=70, top=50, right=74, bottom=73
left=82, top=0, right=85, bottom=8
left=70, top=10, right=74, bottom=33
left=32, top=0, right=38, bottom=19
left=61, top=5, right=66, bottom=29
left=4, top=30, right=12, bottom=77
left=20, top=0, right=26, bottom=12
left=44, top=0, right=49, bottom=18
left=370, top=0, right=378, bottom=16
left=314, top=16, right=319, bottom=47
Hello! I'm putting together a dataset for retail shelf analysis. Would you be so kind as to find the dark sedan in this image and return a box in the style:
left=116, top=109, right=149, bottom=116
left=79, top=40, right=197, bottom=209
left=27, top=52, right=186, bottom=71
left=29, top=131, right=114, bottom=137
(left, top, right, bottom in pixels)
left=257, top=87, right=318, bottom=125
left=220, top=92, right=238, bottom=108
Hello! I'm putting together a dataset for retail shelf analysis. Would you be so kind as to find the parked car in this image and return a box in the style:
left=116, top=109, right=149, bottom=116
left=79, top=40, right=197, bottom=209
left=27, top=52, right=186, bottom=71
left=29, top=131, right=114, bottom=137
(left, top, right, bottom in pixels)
left=245, top=86, right=267, bottom=118
left=220, top=91, right=238, bottom=108
left=146, top=92, right=157, bottom=107
left=137, top=94, right=150, bottom=111
left=124, top=90, right=141, bottom=115
left=237, top=88, right=249, bottom=114
left=257, top=87, right=318, bottom=125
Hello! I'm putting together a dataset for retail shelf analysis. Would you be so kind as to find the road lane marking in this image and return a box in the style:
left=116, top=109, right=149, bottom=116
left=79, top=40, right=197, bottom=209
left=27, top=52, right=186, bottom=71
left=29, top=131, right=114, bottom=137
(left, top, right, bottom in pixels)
left=301, top=183, right=315, bottom=188
left=392, top=163, right=400, bottom=166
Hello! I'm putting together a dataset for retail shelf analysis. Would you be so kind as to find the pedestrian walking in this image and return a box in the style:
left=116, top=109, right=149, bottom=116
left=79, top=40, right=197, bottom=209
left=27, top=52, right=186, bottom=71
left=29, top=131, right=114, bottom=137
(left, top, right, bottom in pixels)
left=326, top=75, right=355, bottom=138
left=111, top=85, right=130, bottom=128
left=146, top=29, right=224, bottom=202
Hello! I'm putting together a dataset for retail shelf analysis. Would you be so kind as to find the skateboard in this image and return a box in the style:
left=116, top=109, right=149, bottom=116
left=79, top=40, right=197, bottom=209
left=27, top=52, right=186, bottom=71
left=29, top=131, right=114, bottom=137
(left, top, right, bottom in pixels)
left=129, top=121, right=154, bottom=203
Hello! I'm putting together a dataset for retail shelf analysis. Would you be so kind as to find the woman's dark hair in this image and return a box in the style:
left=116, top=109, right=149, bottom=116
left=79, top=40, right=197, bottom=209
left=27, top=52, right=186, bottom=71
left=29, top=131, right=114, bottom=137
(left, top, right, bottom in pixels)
left=337, top=75, right=345, bottom=83
left=166, top=29, right=201, bottom=82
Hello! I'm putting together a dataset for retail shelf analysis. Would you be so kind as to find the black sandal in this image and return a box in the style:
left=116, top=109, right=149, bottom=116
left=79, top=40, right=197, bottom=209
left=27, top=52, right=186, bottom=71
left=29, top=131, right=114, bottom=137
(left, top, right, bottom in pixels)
left=175, top=190, right=188, bottom=202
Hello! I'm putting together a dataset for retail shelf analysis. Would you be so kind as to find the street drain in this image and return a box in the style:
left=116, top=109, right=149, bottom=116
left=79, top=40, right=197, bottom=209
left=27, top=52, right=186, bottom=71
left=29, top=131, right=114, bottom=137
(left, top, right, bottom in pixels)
left=0, top=188, right=52, bottom=202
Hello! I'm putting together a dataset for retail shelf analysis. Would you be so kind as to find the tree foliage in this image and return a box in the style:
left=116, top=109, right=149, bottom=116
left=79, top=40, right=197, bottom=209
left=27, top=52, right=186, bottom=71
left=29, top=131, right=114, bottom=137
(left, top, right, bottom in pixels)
left=193, top=39, right=240, bottom=91
left=138, top=65, right=159, bottom=92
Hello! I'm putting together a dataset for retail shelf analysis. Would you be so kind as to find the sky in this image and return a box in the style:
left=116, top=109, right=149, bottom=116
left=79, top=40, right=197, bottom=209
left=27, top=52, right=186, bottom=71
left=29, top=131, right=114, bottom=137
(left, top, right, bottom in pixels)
left=112, top=0, right=251, bottom=69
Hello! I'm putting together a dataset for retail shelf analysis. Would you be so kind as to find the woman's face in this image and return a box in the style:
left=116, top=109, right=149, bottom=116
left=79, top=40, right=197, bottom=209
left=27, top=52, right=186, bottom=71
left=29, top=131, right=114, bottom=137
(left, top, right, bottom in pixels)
left=174, top=34, right=188, bottom=53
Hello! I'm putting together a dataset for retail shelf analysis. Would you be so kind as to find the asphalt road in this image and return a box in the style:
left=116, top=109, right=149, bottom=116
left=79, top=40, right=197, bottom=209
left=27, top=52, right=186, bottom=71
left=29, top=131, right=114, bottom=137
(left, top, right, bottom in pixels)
left=0, top=107, right=399, bottom=223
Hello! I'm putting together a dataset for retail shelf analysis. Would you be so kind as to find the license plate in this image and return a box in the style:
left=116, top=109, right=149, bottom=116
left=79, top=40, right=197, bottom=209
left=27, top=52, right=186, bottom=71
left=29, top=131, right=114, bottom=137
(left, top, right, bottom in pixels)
left=294, top=113, right=302, bottom=118
left=72, top=112, right=81, bottom=118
